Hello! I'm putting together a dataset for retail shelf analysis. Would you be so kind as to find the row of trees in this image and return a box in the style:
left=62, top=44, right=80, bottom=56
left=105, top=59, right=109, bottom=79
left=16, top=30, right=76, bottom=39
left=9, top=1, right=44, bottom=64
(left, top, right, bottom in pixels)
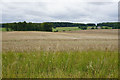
left=52, top=22, right=120, bottom=30
left=2, top=21, right=120, bottom=31
left=97, top=22, right=119, bottom=29
left=52, top=22, right=96, bottom=27
left=2, top=21, right=53, bottom=31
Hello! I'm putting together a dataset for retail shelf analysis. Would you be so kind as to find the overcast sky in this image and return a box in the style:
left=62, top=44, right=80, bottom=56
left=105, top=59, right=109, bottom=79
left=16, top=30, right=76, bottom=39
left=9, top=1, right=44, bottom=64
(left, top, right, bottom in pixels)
left=1, top=0, right=119, bottom=23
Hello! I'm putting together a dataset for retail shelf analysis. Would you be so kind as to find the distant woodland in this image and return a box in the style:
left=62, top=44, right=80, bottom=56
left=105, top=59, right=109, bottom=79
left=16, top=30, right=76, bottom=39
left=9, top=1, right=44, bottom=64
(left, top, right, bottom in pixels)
left=1, top=21, right=119, bottom=31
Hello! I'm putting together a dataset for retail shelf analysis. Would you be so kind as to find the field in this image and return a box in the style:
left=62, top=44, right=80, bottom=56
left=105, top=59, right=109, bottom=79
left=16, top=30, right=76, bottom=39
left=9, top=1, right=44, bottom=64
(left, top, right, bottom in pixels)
left=0, top=28, right=12, bottom=31
left=2, top=29, right=118, bottom=78
left=52, top=27, right=81, bottom=32
left=0, top=28, right=7, bottom=31
left=52, top=26, right=112, bottom=32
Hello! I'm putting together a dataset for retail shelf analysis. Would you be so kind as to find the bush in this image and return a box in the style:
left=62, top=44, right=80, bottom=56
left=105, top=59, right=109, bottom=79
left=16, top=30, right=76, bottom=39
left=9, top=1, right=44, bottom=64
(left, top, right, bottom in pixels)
left=91, top=27, right=94, bottom=29
left=105, top=27, right=109, bottom=29
left=63, top=30, right=65, bottom=32
left=54, top=30, right=58, bottom=32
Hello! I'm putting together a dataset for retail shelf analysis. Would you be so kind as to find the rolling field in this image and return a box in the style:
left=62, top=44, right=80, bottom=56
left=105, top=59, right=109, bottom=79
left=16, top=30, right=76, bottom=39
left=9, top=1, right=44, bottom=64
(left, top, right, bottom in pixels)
left=2, top=29, right=118, bottom=78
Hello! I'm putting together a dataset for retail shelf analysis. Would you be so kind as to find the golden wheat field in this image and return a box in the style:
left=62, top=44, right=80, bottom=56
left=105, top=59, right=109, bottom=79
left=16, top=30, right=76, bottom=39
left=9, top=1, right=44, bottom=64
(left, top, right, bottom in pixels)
left=2, top=29, right=118, bottom=52
left=2, top=29, right=119, bottom=78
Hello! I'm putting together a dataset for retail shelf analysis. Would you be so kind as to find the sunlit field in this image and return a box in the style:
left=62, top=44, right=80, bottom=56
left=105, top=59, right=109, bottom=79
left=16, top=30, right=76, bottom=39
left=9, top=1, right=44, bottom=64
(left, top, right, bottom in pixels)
left=52, top=26, right=112, bottom=32
left=2, top=29, right=118, bottom=78
left=0, top=28, right=7, bottom=31
left=52, top=27, right=81, bottom=32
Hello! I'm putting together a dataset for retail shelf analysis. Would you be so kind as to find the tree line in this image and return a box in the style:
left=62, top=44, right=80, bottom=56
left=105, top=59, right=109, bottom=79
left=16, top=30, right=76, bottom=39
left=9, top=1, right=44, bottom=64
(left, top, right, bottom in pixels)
left=2, top=21, right=53, bottom=31
left=97, top=22, right=119, bottom=29
left=52, top=22, right=119, bottom=29
left=1, top=21, right=120, bottom=31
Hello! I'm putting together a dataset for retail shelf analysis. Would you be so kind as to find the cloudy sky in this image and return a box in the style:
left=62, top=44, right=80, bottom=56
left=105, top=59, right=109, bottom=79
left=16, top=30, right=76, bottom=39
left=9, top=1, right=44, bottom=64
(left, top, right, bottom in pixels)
left=1, top=0, right=119, bottom=23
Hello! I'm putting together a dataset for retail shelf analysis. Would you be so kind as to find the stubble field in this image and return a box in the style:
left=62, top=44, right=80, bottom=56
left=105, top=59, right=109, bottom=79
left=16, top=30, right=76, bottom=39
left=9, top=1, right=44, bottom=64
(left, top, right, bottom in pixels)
left=2, top=29, right=118, bottom=78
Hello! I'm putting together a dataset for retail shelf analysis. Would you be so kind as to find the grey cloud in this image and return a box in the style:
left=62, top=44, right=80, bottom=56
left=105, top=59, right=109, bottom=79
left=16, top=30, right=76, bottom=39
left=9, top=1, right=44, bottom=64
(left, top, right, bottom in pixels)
left=1, top=1, right=118, bottom=23
left=88, top=2, right=113, bottom=5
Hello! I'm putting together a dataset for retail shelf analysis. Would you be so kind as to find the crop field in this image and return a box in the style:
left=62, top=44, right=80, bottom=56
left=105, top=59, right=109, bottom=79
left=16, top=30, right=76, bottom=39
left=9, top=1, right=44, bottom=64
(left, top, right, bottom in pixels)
left=2, top=29, right=118, bottom=78
left=0, top=28, right=7, bottom=31
left=52, top=26, right=112, bottom=32
left=0, top=28, right=12, bottom=31
left=52, top=27, right=81, bottom=32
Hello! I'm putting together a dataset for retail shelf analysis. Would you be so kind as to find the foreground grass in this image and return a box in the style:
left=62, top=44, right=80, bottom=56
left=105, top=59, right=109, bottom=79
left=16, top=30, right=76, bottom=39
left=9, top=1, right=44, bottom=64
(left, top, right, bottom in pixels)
left=2, top=51, right=118, bottom=78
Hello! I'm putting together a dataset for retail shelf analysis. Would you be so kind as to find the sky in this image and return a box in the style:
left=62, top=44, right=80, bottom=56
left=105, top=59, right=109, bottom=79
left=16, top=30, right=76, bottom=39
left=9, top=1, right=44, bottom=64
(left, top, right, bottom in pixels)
left=0, top=0, right=119, bottom=23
